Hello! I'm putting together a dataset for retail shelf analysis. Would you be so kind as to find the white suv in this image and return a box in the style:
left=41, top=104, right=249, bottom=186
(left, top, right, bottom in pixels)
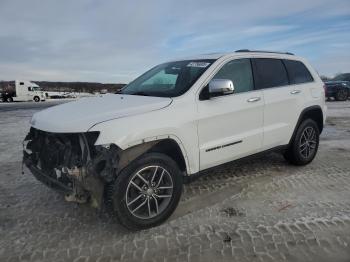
left=23, top=50, right=326, bottom=230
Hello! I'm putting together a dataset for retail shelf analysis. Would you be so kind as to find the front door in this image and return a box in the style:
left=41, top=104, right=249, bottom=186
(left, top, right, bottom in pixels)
left=197, top=58, right=264, bottom=170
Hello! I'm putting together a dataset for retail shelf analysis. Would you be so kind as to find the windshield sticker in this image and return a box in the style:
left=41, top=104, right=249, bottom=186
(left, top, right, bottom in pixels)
left=187, top=62, right=211, bottom=68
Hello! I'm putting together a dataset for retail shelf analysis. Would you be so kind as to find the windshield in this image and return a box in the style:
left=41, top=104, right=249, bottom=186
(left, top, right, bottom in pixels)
left=121, top=59, right=215, bottom=97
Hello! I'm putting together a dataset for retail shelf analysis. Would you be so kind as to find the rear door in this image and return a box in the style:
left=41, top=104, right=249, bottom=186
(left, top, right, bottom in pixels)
left=197, top=58, right=264, bottom=170
left=251, top=58, right=298, bottom=149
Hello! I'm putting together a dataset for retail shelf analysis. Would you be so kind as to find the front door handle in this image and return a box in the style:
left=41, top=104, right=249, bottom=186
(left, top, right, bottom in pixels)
left=290, top=90, right=301, bottom=94
left=247, top=97, right=261, bottom=102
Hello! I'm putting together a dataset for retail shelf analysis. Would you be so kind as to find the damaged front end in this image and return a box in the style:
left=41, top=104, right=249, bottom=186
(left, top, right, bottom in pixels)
left=23, top=128, right=120, bottom=208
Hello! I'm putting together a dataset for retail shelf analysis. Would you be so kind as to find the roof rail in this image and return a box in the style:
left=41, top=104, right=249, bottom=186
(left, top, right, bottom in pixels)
left=235, top=49, right=294, bottom=55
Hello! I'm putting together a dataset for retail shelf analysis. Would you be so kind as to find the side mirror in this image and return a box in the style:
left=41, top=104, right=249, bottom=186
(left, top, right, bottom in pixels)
left=209, top=79, right=234, bottom=96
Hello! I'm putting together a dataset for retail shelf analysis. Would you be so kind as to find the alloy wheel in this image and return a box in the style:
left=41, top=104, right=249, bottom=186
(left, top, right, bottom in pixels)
left=125, top=165, right=174, bottom=219
left=299, top=126, right=317, bottom=159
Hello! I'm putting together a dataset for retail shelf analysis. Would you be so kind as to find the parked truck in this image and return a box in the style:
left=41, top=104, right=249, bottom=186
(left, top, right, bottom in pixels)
left=0, top=80, right=45, bottom=102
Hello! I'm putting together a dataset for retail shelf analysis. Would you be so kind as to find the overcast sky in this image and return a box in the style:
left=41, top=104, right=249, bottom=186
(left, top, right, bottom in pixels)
left=0, top=0, right=349, bottom=83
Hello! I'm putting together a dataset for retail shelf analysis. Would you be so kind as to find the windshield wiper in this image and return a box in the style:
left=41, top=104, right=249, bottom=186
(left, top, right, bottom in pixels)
left=128, top=91, right=151, bottom=96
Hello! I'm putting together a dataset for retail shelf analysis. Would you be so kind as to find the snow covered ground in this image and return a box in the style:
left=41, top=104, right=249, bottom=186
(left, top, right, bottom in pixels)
left=0, top=101, right=350, bottom=262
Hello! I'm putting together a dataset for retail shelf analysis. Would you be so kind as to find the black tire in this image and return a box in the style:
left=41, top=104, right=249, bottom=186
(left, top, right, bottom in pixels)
left=34, top=96, right=40, bottom=102
left=284, top=119, right=320, bottom=166
left=7, top=97, right=13, bottom=102
left=105, top=152, right=183, bottom=230
left=335, top=89, right=348, bottom=101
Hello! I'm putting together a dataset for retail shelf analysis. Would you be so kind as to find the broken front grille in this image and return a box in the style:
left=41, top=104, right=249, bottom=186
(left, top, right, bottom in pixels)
left=23, top=128, right=120, bottom=207
left=23, top=128, right=99, bottom=187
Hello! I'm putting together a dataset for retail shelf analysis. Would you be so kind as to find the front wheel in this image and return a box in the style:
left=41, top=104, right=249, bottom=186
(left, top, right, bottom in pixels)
left=105, top=152, right=183, bottom=230
left=33, top=96, right=40, bottom=102
left=284, top=119, right=320, bottom=165
left=7, top=97, right=13, bottom=102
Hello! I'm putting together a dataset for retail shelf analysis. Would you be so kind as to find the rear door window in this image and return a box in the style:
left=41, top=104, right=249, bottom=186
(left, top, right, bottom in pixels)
left=252, top=58, right=289, bottom=89
left=283, top=59, right=314, bottom=84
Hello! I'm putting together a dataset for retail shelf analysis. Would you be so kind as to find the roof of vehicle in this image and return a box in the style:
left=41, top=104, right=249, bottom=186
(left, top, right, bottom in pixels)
left=175, top=50, right=299, bottom=61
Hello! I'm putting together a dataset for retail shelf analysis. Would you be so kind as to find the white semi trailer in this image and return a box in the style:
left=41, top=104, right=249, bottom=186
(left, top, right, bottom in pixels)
left=0, top=80, right=45, bottom=102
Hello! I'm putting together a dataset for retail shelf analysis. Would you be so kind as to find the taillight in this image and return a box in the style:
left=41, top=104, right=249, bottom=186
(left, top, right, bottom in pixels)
left=323, top=84, right=327, bottom=94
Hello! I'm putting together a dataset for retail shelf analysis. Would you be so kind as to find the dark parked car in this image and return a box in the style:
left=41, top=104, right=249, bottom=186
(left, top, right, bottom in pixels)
left=324, top=81, right=350, bottom=101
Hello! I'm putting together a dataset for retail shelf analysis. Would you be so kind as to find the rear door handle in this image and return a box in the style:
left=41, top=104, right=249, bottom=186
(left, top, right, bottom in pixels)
left=290, top=90, right=301, bottom=94
left=247, top=97, right=261, bottom=102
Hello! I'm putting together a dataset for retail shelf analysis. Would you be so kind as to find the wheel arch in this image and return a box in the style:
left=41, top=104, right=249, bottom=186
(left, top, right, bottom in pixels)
left=289, top=105, right=324, bottom=145
left=147, top=139, right=187, bottom=173
left=117, top=136, right=190, bottom=176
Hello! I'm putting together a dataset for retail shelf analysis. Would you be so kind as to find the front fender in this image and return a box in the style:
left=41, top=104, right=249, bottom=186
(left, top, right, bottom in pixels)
left=88, top=105, right=199, bottom=174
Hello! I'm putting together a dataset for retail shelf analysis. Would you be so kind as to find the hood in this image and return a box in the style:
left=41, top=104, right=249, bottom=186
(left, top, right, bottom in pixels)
left=31, top=94, right=172, bottom=133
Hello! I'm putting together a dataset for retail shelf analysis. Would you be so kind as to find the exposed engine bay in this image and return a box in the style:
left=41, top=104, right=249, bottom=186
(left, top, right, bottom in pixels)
left=23, top=128, right=121, bottom=208
left=23, top=128, right=159, bottom=208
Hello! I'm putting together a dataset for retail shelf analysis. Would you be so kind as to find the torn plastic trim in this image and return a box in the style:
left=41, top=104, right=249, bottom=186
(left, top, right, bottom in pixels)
left=23, top=128, right=165, bottom=209
left=26, top=161, right=74, bottom=193
left=23, top=128, right=113, bottom=208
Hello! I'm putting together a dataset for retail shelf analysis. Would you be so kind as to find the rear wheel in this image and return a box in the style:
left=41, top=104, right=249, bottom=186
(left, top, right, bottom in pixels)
left=335, top=89, right=348, bottom=101
left=284, top=119, right=319, bottom=165
left=6, top=97, right=13, bottom=102
left=34, top=96, right=40, bottom=102
left=105, top=152, right=183, bottom=230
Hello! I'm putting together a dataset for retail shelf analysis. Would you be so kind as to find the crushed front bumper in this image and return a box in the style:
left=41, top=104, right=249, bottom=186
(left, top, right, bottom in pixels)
left=24, top=157, right=73, bottom=194
left=22, top=127, right=119, bottom=208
